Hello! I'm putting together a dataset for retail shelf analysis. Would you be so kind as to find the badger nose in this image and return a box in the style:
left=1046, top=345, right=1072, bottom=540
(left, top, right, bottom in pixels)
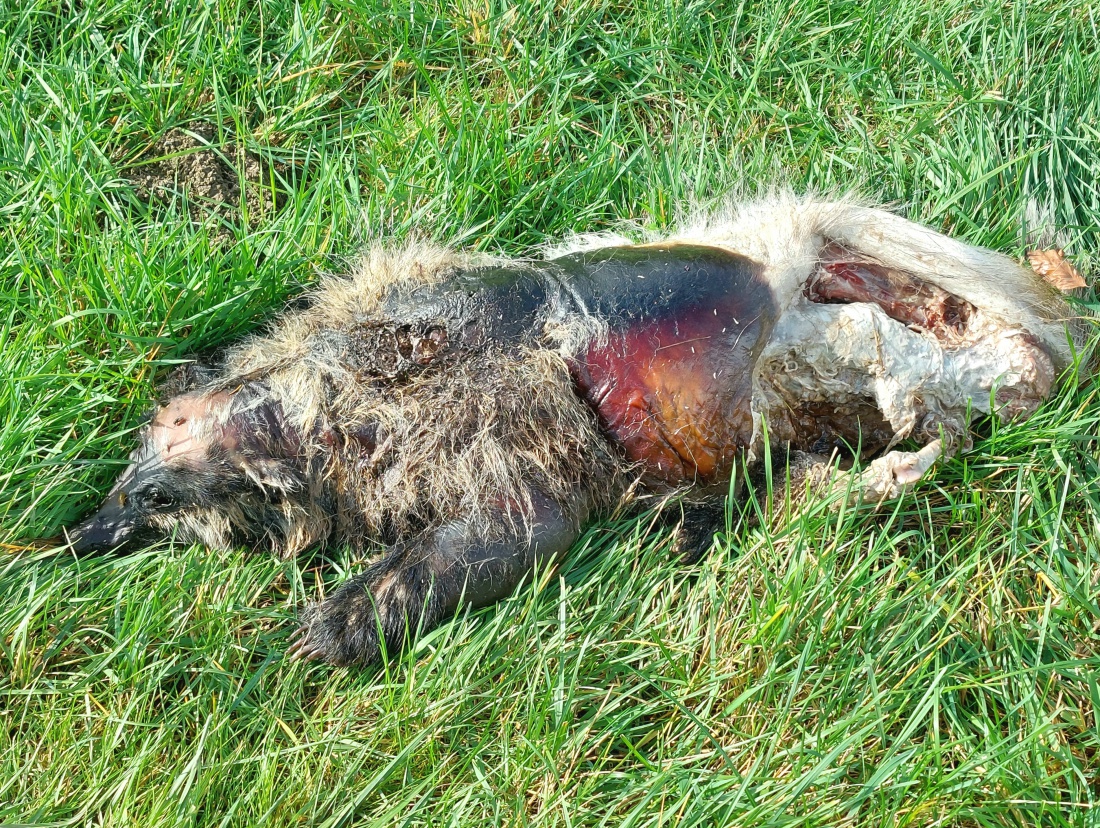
left=68, top=494, right=136, bottom=552
left=68, top=518, right=125, bottom=552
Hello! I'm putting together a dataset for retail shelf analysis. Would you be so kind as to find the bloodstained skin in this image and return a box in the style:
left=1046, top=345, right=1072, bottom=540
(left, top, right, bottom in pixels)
left=558, top=245, right=778, bottom=488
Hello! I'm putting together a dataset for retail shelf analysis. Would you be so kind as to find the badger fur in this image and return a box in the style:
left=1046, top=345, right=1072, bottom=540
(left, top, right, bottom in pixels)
left=69, top=195, right=1089, bottom=666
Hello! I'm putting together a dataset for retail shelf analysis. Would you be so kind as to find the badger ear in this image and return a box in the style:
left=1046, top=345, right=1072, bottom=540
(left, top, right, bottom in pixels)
left=219, top=397, right=306, bottom=496
left=158, top=362, right=220, bottom=400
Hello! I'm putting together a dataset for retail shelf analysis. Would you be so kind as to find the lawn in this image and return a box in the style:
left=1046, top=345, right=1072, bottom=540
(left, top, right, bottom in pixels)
left=2, top=0, right=1099, bottom=825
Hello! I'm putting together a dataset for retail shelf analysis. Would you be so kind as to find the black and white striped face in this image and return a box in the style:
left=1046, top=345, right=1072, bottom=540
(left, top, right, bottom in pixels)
left=66, top=391, right=225, bottom=549
left=68, top=389, right=314, bottom=553
left=68, top=392, right=241, bottom=552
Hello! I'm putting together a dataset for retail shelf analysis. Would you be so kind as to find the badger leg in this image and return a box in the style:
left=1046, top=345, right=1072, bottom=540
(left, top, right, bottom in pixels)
left=853, top=439, right=945, bottom=502
left=668, top=498, right=729, bottom=564
left=287, top=492, right=582, bottom=666
left=782, top=440, right=948, bottom=507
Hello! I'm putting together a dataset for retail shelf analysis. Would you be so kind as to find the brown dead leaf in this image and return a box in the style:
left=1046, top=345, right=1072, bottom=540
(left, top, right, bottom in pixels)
left=1027, top=248, right=1087, bottom=291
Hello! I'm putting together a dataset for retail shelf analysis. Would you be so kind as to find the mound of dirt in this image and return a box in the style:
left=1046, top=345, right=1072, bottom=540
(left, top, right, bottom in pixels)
left=124, top=124, right=286, bottom=238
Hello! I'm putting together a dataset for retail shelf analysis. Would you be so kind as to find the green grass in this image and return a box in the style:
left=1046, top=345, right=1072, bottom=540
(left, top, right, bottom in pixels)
left=2, top=0, right=1100, bottom=824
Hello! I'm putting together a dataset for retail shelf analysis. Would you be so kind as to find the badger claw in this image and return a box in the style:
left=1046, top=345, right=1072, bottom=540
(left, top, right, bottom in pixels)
left=287, top=633, right=328, bottom=663
left=286, top=624, right=326, bottom=662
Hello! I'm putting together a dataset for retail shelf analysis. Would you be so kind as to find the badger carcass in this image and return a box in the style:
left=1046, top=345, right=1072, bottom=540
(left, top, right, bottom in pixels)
left=68, top=196, right=1088, bottom=665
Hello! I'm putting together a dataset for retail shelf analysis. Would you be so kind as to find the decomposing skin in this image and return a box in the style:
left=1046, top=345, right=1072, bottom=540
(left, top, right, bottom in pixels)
left=68, top=195, right=1089, bottom=666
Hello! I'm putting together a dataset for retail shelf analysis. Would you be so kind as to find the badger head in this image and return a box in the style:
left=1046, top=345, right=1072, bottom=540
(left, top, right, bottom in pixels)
left=68, top=387, right=309, bottom=553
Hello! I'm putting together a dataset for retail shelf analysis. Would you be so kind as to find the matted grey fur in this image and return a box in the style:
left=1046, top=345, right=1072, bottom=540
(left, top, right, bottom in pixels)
left=69, top=194, right=1090, bottom=666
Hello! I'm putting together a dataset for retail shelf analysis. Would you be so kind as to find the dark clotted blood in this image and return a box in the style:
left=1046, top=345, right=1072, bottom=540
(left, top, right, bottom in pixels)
left=783, top=400, right=894, bottom=457
left=806, top=244, right=973, bottom=338
left=564, top=245, right=777, bottom=487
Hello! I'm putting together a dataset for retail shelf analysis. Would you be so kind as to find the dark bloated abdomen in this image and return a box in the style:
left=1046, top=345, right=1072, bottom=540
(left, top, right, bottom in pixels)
left=554, top=245, right=777, bottom=487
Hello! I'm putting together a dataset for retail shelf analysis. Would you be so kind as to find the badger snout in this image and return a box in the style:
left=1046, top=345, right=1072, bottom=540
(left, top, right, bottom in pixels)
left=68, top=490, right=140, bottom=553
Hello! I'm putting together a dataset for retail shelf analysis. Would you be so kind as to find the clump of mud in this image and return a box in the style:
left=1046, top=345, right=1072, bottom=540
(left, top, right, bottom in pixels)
left=124, top=124, right=286, bottom=239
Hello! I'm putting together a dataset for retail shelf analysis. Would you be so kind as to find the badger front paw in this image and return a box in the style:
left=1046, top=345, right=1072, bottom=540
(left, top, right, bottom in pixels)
left=286, top=494, right=578, bottom=666
left=287, top=560, right=443, bottom=666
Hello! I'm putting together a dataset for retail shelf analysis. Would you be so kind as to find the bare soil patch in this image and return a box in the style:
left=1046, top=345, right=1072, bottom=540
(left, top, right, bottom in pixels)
left=124, top=124, right=286, bottom=237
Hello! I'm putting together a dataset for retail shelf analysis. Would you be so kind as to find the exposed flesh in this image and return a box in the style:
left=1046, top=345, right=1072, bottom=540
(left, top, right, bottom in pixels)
left=752, top=253, right=1056, bottom=494
left=551, top=245, right=1059, bottom=492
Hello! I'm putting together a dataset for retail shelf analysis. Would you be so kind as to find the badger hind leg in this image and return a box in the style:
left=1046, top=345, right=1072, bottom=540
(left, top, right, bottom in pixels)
left=857, top=439, right=944, bottom=498
left=668, top=497, right=729, bottom=564
left=782, top=440, right=947, bottom=510
left=287, top=492, right=582, bottom=666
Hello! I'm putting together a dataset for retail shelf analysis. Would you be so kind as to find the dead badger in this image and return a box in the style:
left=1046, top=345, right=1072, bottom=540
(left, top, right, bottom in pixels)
left=69, top=196, right=1087, bottom=665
